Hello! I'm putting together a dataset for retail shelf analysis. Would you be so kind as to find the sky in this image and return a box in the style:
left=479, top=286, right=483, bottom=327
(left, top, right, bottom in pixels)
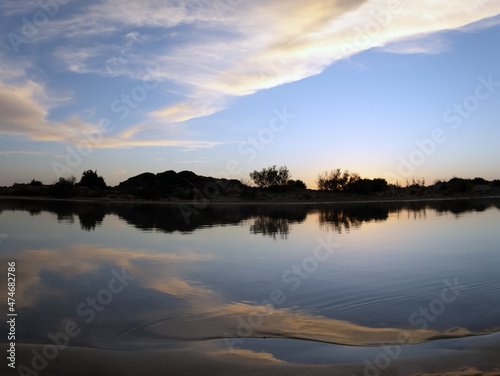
left=0, top=0, right=500, bottom=188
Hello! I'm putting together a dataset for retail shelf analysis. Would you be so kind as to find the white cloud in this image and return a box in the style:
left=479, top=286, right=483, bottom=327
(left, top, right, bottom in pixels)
left=2, top=0, right=500, bottom=142
left=0, top=150, right=63, bottom=158
left=0, top=0, right=40, bottom=16
left=97, top=138, right=219, bottom=149
left=381, top=33, right=452, bottom=55
left=35, top=0, right=222, bottom=42
left=0, top=50, right=219, bottom=150
left=0, top=77, right=219, bottom=150
left=44, top=0, right=500, bottom=123
left=0, top=80, right=88, bottom=142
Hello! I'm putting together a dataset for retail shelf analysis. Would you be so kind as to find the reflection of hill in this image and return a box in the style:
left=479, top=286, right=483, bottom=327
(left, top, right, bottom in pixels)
left=0, top=199, right=107, bottom=231
left=0, top=198, right=498, bottom=235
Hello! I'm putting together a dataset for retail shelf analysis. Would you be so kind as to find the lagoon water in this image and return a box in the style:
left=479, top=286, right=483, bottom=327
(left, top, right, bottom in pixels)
left=1, top=198, right=500, bottom=373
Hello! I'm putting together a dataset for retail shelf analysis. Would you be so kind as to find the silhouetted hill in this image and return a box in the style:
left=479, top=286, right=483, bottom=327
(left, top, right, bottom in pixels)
left=1, top=170, right=499, bottom=202
left=117, top=170, right=250, bottom=200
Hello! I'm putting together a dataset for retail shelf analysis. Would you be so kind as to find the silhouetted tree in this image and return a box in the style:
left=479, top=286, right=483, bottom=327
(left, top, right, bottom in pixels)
left=250, top=165, right=290, bottom=188
left=316, top=169, right=360, bottom=191
left=79, top=170, right=106, bottom=189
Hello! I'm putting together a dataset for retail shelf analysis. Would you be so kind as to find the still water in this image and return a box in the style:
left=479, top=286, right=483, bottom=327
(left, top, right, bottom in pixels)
left=1, top=198, right=499, bottom=372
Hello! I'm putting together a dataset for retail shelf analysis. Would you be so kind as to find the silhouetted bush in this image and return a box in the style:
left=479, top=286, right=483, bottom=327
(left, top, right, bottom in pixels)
left=287, top=179, right=307, bottom=190
left=472, top=177, right=489, bottom=185
left=316, top=169, right=360, bottom=191
left=250, top=165, right=290, bottom=188
left=405, top=177, right=426, bottom=188
left=447, top=178, right=471, bottom=193
left=29, top=179, right=43, bottom=186
left=439, top=182, right=448, bottom=191
left=79, top=170, right=106, bottom=189
left=242, top=188, right=257, bottom=199
left=349, top=178, right=388, bottom=194
left=51, top=176, right=77, bottom=197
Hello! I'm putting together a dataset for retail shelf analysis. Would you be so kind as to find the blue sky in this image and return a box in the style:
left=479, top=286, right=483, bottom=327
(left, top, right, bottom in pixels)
left=1, top=0, right=500, bottom=188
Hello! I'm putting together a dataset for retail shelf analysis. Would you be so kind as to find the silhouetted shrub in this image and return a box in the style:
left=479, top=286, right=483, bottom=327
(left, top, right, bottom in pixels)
left=447, top=178, right=470, bottom=193
left=405, top=177, right=426, bottom=188
left=250, top=166, right=290, bottom=188
left=29, top=179, right=43, bottom=186
left=371, top=178, right=389, bottom=192
left=243, top=188, right=257, bottom=199
left=439, top=182, right=448, bottom=191
left=79, top=170, right=106, bottom=189
left=287, top=179, right=307, bottom=190
left=349, top=178, right=388, bottom=194
left=472, top=177, right=489, bottom=185
left=51, top=176, right=77, bottom=197
left=316, top=169, right=360, bottom=191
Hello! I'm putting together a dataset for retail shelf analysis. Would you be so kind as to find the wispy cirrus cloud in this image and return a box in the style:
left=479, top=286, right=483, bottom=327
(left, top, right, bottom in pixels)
left=0, top=0, right=40, bottom=16
left=0, top=77, right=219, bottom=150
left=0, top=79, right=90, bottom=142
left=0, top=150, right=64, bottom=158
left=2, top=0, right=500, bottom=146
left=0, top=61, right=218, bottom=150
left=46, top=0, right=500, bottom=126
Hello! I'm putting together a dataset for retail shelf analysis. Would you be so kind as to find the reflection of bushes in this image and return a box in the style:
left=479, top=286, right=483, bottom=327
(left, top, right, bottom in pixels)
left=318, top=205, right=389, bottom=233
left=250, top=216, right=290, bottom=239
left=78, top=208, right=106, bottom=231
left=318, top=209, right=361, bottom=233
left=1, top=198, right=498, bottom=236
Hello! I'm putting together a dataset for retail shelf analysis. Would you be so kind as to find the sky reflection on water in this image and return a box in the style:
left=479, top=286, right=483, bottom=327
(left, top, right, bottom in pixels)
left=0, top=198, right=499, bottom=351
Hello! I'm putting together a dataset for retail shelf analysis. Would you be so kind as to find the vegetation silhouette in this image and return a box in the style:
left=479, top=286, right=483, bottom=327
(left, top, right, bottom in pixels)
left=79, top=170, right=107, bottom=190
left=249, top=165, right=291, bottom=188
left=50, top=176, right=77, bottom=198
left=316, top=169, right=360, bottom=191
left=1, top=167, right=499, bottom=201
